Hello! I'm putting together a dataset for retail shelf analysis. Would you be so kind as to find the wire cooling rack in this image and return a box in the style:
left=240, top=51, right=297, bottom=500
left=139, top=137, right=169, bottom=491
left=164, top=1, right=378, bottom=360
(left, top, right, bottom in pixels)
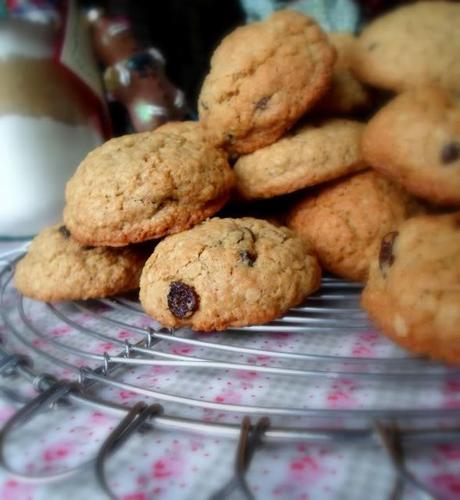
left=0, top=246, right=459, bottom=499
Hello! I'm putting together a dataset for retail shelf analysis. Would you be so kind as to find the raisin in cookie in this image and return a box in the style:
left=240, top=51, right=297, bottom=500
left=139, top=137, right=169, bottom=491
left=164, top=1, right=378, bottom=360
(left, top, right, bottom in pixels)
left=198, top=10, right=335, bottom=155
left=362, top=213, right=460, bottom=364
left=139, top=217, right=321, bottom=331
left=362, top=86, right=460, bottom=207
left=234, top=119, right=365, bottom=200
left=15, top=224, right=149, bottom=302
left=352, top=1, right=460, bottom=92
left=286, top=170, right=423, bottom=282
left=64, top=121, right=235, bottom=246
left=315, top=33, right=371, bottom=115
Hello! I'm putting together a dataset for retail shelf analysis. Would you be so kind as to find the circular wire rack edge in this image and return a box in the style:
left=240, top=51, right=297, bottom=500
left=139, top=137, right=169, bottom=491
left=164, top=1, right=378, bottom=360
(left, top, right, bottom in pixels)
left=0, top=248, right=458, bottom=499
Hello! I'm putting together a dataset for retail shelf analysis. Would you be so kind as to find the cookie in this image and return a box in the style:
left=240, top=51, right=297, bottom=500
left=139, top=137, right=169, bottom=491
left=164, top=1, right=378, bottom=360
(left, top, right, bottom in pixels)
left=15, top=224, right=149, bottom=302
left=139, top=217, right=321, bottom=331
left=198, top=10, right=336, bottom=155
left=64, top=121, right=235, bottom=246
left=362, top=213, right=460, bottom=364
left=352, top=1, right=460, bottom=92
left=315, top=33, right=371, bottom=115
left=286, top=170, right=423, bottom=282
left=234, top=119, right=365, bottom=200
left=362, top=86, right=460, bottom=207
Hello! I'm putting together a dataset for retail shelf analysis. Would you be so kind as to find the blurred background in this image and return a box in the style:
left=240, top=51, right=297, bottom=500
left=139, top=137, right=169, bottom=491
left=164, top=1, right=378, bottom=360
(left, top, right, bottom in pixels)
left=0, top=0, right=420, bottom=237
left=83, top=0, right=406, bottom=114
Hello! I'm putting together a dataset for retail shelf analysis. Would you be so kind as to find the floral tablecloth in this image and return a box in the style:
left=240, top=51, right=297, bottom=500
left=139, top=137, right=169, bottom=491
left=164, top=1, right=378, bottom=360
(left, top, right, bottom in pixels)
left=0, top=240, right=459, bottom=500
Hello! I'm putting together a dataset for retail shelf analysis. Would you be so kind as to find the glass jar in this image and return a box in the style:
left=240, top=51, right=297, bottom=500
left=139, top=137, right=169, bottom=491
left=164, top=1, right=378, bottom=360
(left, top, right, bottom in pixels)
left=0, top=15, right=104, bottom=238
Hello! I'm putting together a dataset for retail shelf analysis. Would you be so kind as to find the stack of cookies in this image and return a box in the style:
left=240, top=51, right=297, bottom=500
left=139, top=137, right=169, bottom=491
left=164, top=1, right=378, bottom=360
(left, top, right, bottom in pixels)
left=15, top=4, right=460, bottom=364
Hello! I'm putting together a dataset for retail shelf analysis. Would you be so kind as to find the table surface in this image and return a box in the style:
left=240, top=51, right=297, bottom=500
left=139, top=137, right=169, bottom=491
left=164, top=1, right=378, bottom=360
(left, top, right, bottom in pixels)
left=0, top=240, right=459, bottom=500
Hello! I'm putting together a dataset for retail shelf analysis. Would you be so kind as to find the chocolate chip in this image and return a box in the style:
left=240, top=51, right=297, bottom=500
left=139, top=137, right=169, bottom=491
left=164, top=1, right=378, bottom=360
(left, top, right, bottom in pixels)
left=254, top=96, right=271, bottom=111
left=440, top=142, right=460, bottom=164
left=239, top=250, right=256, bottom=267
left=379, top=231, right=398, bottom=276
left=167, top=281, right=199, bottom=319
left=58, top=225, right=71, bottom=239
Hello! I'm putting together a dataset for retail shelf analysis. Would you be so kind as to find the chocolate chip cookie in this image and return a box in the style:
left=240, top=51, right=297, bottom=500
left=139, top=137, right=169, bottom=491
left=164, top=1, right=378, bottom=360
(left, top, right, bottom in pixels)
left=234, top=119, right=365, bottom=200
left=15, top=224, right=149, bottom=301
left=64, top=121, right=235, bottom=246
left=362, top=86, right=460, bottom=206
left=352, top=1, right=460, bottom=92
left=198, top=10, right=336, bottom=155
left=286, top=170, right=423, bottom=282
left=362, top=213, right=460, bottom=364
left=139, top=217, right=321, bottom=331
left=315, top=33, right=371, bottom=115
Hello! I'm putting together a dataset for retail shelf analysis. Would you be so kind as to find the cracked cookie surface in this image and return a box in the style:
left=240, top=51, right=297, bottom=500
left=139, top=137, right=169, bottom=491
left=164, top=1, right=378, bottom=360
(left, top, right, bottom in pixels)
left=286, top=170, right=424, bottom=282
left=15, top=224, right=150, bottom=301
left=139, top=217, right=321, bottom=331
left=362, top=213, right=460, bottom=364
left=362, top=86, right=460, bottom=207
left=198, top=10, right=335, bottom=155
left=352, top=1, right=460, bottom=92
left=64, top=121, right=235, bottom=246
left=234, top=119, right=365, bottom=200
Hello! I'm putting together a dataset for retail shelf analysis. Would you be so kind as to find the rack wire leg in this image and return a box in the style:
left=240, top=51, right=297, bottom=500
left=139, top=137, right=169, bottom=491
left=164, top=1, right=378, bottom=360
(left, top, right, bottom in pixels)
left=374, top=422, right=439, bottom=500
left=209, top=416, right=270, bottom=500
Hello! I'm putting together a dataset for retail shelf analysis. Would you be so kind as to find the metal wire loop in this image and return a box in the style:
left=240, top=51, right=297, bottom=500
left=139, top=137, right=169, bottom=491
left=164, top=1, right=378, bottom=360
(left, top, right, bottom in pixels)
left=210, top=416, right=270, bottom=500
left=0, top=354, right=30, bottom=377
left=0, top=261, right=14, bottom=274
left=0, top=248, right=28, bottom=273
left=374, top=422, right=439, bottom=500
left=124, top=340, right=132, bottom=358
left=32, top=373, right=58, bottom=392
left=144, top=328, right=153, bottom=348
left=0, top=380, right=87, bottom=482
left=2, top=248, right=460, bottom=495
left=0, top=352, right=31, bottom=404
left=95, top=402, right=163, bottom=499
left=78, top=366, right=90, bottom=385
left=103, top=352, right=111, bottom=375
